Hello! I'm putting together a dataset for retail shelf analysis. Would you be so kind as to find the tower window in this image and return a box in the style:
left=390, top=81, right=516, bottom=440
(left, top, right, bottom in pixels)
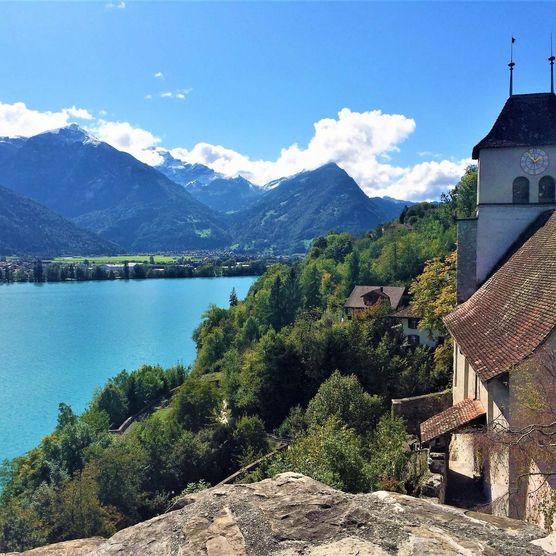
left=512, top=177, right=529, bottom=203
left=539, top=176, right=555, bottom=203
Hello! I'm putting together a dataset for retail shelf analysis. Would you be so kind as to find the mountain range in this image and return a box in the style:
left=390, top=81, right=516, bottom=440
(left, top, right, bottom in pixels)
left=0, top=126, right=230, bottom=252
left=154, top=151, right=263, bottom=213
left=0, top=126, right=413, bottom=256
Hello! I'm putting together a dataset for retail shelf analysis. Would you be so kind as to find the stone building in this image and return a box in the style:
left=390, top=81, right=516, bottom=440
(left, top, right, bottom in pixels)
left=420, top=90, right=556, bottom=528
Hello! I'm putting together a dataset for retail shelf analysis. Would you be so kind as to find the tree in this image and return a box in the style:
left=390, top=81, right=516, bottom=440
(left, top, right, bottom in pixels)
left=91, top=442, right=147, bottom=523
left=172, top=377, right=221, bottom=432
left=299, top=263, right=322, bottom=309
left=409, top=251, right=456, bottom=335
left=133, top=264, right=146, bottom=279
left=232, top=415, right=268, bottom=464
left=270, top=417, right=373, bottom=493
left=306, top=371, right=383, bottom=436
left=123, top=261, right=130, bottom=280
left=344, top=249, right=360, bottom=296
left=229, top=287, right=239, bottom=307
left=50, top=465, right=117, bottom=541
left=95, top=383, right=129, bottom=428
left=444, top=165, right=478, bottom=219
left=368, top=415, right=412, bottom=493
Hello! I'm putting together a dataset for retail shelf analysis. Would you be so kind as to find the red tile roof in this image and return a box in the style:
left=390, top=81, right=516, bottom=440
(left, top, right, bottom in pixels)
left=445, top=210, right=556, bottom=382
left=420, top=399, right=486, bottom=443
left=344, top=286, right=406, bottom=310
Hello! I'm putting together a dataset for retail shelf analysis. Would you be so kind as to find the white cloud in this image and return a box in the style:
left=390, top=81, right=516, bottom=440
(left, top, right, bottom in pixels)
left=169, top=107, right=468, bottom=200
left=154, top=72, right=164, bottom=79
left=91, top=120, right=163, bottom=165
left=160, top=88, right=191, bottom=101
left=98, top=109, right=108, bottom=117
left=0, top=101, right=93, bottom=137
left=145, top=94, right=153, bottom=100
left=0, top=100, right=468, bottom=201
left=63, top=106, right=94, bottom=120
left=106, top=1, right=125, bottom=8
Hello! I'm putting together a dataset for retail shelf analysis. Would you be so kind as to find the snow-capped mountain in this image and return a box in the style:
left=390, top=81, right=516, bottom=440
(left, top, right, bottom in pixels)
left=153, top=150, right=263, bottom=213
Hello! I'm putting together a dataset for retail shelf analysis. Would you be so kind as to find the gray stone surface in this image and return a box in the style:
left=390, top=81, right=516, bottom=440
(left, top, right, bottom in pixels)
left=8, top=473, right=554, bottom=555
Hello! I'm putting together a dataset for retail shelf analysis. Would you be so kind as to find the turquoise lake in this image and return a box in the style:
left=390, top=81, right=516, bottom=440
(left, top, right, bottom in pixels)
left=0, top=276, right=256, bottom=461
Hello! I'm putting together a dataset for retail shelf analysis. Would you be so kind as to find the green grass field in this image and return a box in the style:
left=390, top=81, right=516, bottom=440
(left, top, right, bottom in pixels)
left=51, top=255, right=181, bottom=264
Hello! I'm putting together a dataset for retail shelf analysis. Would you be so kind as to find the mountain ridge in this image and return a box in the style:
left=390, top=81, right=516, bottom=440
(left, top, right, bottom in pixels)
left=227, top=162, right=411, bottom=254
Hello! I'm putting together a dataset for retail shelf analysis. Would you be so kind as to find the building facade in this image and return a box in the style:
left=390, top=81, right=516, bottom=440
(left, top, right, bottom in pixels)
left=420, top=92, right=556, bottom=529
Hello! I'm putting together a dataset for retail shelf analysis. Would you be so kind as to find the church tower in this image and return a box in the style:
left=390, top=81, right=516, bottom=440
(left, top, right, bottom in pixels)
left=457, top=84, right=556, bottom=302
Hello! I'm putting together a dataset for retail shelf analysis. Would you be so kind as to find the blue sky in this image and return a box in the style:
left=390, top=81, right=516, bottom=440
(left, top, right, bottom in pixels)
left=0, top=2, right=555, bottom=200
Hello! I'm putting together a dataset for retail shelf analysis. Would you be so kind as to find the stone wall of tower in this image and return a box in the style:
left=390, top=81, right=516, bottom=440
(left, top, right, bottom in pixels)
left=456, top=218, right=477, bottom=303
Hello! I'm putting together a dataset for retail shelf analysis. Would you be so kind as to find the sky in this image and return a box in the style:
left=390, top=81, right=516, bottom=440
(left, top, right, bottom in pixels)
left=0, top=1, right=555, bottom=200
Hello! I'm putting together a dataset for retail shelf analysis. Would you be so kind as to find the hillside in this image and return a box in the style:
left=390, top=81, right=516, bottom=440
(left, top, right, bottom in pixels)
left=0, top=185, right=118, bottom=256
left=154, top=151, right=263, bottom=213
left=0, top=172, right=477, bottom=552
left=0, top=126, right=230, bottom=251
left=228, top=163, right=410, bottom=254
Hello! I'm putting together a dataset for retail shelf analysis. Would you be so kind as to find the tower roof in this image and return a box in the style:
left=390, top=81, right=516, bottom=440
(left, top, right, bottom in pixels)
left=472, top=93, right=556, bottom=159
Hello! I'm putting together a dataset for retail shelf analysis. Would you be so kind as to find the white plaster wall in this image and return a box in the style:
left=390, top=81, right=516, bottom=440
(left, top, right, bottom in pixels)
left=475, top=204, right=555, bottom=284
left=400, top=318, right=440, bottom=348
left=478, top=146, right=556, bottom=204
left=452, top=344, right=466, bottom=404
left=526, top=460, right=556, bottom=531
left=475, top=146, right=556, bottom=283
left=449, top=433, right=477, bottom=479
left=486, top=444, right=510, bottom=517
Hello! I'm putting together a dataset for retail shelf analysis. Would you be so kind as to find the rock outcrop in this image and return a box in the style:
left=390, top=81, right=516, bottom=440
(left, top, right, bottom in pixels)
left=8, top=473, right=555, bottom=555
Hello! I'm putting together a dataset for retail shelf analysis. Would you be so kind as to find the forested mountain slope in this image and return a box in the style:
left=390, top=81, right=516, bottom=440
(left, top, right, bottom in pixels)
left=0, top=185, right=118, bottom=256
left=228, top=163, right=412, bottom=254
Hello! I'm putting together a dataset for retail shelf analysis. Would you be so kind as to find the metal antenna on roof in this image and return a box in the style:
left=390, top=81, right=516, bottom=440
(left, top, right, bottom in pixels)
left=509, top=36, right=516, bottom=96
left=549, top=33, right=555, bottom=94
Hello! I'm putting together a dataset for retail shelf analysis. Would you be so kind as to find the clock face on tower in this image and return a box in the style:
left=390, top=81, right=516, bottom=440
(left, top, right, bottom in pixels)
left=520, top=148, right=549, bottom=175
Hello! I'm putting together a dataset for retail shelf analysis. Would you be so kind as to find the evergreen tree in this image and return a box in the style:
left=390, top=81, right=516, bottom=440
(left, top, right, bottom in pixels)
left=229, top=287, right=238, bottom=307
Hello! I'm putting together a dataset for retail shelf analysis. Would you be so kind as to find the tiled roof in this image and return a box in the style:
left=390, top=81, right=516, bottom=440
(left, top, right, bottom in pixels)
left=445, top=210, right=556, bottom=382
left=420, top=399, right=486, bottom=443
left=344, top=286, right=406, bottom=310
left=472, top=93, right=556, bottom=159
left=390, top=306, right=421, bottom=319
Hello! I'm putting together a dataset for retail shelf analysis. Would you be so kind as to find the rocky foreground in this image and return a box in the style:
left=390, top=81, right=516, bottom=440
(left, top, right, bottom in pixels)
left=8, top=473, right=556, bottom=555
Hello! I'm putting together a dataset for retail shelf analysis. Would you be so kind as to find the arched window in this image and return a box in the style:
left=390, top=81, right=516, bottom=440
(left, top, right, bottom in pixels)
left=513, top=177, right=529, bottom=203
left=539, top=175, right=555, bottom=204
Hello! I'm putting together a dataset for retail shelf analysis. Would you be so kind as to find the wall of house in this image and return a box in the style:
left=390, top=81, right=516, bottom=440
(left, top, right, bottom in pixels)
left=399, top=318, right=441, bottom=348
left=485, top=444, right=510, bottom=517
left=452, top=344, right=489, bottom=407
left=526, top=460, right=556, bottom=531
left=475, top=146, right=556, bottom=284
